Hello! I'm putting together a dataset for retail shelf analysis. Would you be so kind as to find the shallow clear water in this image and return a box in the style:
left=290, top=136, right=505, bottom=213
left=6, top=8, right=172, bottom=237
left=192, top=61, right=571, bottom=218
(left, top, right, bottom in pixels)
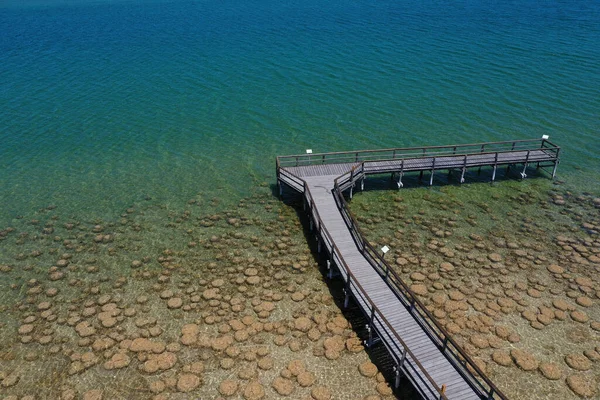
left=1, top=2, right=600, bottom=398
left=1, top=0, right=599, bottom=224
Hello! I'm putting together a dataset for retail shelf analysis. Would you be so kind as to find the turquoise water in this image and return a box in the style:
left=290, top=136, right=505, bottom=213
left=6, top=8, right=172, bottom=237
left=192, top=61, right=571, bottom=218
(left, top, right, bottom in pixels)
left=1, top=0, right=599, bottom=224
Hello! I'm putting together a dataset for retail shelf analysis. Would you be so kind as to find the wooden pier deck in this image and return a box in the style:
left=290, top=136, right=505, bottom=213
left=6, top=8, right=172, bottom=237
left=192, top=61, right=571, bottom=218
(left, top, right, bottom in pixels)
left=276, top=139, right=560, bottom=400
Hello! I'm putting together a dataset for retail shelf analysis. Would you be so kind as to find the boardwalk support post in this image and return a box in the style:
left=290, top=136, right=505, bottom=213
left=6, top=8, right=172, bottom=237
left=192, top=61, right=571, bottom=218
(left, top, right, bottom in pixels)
left=552, top=160, right=558, bottom=179
left=397, top=160, right=405, bottom=188
left=397, top=162, right=405, bottom=188
left=365, top=325, right=380, bottom=348
left=276, top=163, right=281, bottom=198
left=327, top=259, right=340, bottom=279
left=361, top=177, right=364, bottom=191
left=521, top=150, right=530, bottom=179
left=394, top=349, right=407, bottom=388
left=364, top=306, right=380, bottom=348
left=429, top=157, right=436, bottom=186
left=460, top=155, right=467, bottom=184
left=393, top=365, right=401, bottom=388
left=492, top=153, right=498, bottom=182
left=343, top=281, right=351, bottom=309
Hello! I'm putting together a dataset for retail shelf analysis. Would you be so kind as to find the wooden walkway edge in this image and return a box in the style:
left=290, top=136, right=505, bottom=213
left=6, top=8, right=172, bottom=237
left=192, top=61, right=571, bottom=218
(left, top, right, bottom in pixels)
left=276, top=138, right=560, bottom=400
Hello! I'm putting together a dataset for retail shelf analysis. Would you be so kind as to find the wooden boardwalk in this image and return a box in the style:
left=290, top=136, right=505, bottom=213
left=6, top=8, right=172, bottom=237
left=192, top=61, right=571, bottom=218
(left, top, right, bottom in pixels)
left=276, top=139, right=560, bottom=400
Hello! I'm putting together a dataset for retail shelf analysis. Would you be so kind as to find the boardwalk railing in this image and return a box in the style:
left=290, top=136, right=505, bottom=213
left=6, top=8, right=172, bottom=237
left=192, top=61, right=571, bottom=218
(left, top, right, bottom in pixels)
left=297, top=171, right=449, bottom=400
left=277, top=138, right=559, bottom=171
left=331, top=171, right=507, bottom=400
left=277, top=166, right=305, bottom=193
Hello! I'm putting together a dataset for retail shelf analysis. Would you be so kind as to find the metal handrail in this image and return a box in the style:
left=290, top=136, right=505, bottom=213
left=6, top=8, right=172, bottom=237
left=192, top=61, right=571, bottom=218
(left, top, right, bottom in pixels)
left=277, top=138, right=558, bottom=168
left=281, top=145, right=558, bottom=168
left=280, top=138, right=557, bottom=160
left=332, top=147, right=558, bottom=180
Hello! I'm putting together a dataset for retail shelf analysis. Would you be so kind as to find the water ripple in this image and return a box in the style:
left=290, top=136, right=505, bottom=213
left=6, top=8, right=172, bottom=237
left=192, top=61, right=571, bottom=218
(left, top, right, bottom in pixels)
left=0, top=0, right=599, bottom=223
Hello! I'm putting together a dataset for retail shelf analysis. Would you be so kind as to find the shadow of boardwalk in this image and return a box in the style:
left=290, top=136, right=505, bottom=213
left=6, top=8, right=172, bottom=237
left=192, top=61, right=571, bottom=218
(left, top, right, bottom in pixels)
left=293, top=205, right=422, bottom=400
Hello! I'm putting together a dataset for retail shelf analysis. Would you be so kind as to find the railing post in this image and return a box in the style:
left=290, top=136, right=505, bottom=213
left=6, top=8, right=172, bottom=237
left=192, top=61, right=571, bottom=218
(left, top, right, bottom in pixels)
left=399, top=347, right=407, bottom=368
left=430, top=157, right=436, bottom=186
left=491, top=152, right=498, bottom=182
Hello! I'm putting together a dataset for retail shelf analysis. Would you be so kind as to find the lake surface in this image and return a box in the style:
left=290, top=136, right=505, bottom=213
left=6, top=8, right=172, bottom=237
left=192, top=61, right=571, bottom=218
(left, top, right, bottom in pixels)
left=1, top=0, right=599, bottom=225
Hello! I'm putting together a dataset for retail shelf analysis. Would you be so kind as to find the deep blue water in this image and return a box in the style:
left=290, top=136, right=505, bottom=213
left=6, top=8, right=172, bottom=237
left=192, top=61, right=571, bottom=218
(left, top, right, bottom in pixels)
left=1, top=0, right=599, bottom=223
